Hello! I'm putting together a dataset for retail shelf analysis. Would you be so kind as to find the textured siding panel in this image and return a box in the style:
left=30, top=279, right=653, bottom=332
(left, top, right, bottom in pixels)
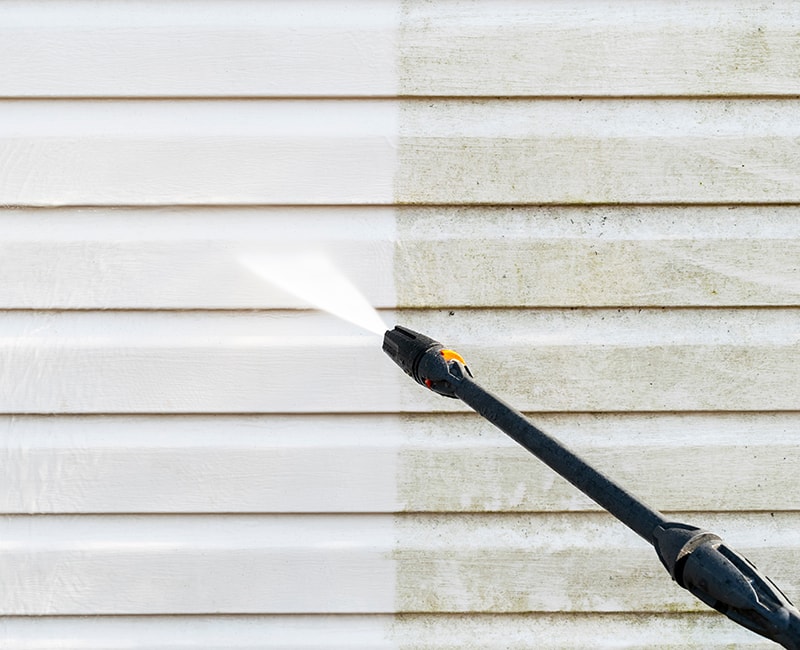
left=0, top=101, right=398, bottom=206
left=3, top=1, right=800, bottom=97
left=3, top=100, right=800, bottom=205
left=1, top=309, right=798, bottom=413
left=1, top=206, right=798, bottom=309
left=396, top=99, right=800, bottom=204
left=2, top=413, right=798, bottom=514
left=1, top=513, right=797, bottom=615
left=0, top=0, right=401, bottom=97
left=398, top=1, right=800, bottom=97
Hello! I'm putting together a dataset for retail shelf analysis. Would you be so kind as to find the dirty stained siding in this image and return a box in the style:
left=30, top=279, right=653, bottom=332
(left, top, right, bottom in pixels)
left=1, top=2, right=799, bottom=648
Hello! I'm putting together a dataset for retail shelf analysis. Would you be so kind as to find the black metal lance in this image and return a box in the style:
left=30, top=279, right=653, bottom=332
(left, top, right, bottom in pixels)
left=383, top=325, right=800, bottom=650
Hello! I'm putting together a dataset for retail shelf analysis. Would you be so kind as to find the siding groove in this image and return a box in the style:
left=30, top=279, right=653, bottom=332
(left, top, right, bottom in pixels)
left=0, top=613, right=777, bottom=649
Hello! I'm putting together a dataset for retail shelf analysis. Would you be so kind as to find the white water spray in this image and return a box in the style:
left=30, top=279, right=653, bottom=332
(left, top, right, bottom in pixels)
left=240, top=253, right=387, bottom=335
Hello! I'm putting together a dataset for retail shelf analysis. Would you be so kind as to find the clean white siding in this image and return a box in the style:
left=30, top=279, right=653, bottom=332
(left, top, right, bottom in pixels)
left=1, top=2, right=798, bottom=649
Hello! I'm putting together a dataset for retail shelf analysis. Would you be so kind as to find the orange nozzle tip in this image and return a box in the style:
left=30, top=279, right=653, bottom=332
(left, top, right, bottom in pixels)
left=440, top=349, right=467, bottom=365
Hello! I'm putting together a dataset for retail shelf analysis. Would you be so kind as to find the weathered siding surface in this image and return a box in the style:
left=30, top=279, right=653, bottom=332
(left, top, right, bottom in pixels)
left=1, top=2, right=798, bottom=649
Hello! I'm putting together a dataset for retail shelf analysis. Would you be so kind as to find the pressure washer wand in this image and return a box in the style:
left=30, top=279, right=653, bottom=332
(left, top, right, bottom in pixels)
left=383, top=325, right=800, bottom=649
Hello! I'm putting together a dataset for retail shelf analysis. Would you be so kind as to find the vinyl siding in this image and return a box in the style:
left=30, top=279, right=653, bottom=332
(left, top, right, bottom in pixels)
left=1, top=2, right=798, bottom=649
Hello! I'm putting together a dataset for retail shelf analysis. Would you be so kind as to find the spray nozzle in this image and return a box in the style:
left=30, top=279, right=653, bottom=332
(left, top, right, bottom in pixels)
left=382, top=325, right=471, bottom=398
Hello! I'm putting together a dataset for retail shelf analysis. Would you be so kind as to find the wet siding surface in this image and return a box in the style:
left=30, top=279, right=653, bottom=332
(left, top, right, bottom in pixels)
left=1, top=2, right=798, bottom=648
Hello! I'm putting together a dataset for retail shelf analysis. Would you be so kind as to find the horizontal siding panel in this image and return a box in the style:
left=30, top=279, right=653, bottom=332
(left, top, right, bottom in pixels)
left=3, top=413, right=798, bottom=514
left=0, top=613, right=777, bottom=649
left=4, top=100, right=800, bottom=205
left=3, top=1, right=800, bottom=98
left=396, top=100, right=800, bottom=204
left=0, top=0, right=399, bottom=97
left=396, top=206, right=800, bottom=308
left=400, top=0, right=800, bottom=97
left=0, top=101, right=398, bottom=206
left=0, top=207, right=397, bottom=310
left=0, top=309, right=797, bottom=413
left=2, top=206, right=799, bottom=308
left=1, top=513, right=796, bottom=614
